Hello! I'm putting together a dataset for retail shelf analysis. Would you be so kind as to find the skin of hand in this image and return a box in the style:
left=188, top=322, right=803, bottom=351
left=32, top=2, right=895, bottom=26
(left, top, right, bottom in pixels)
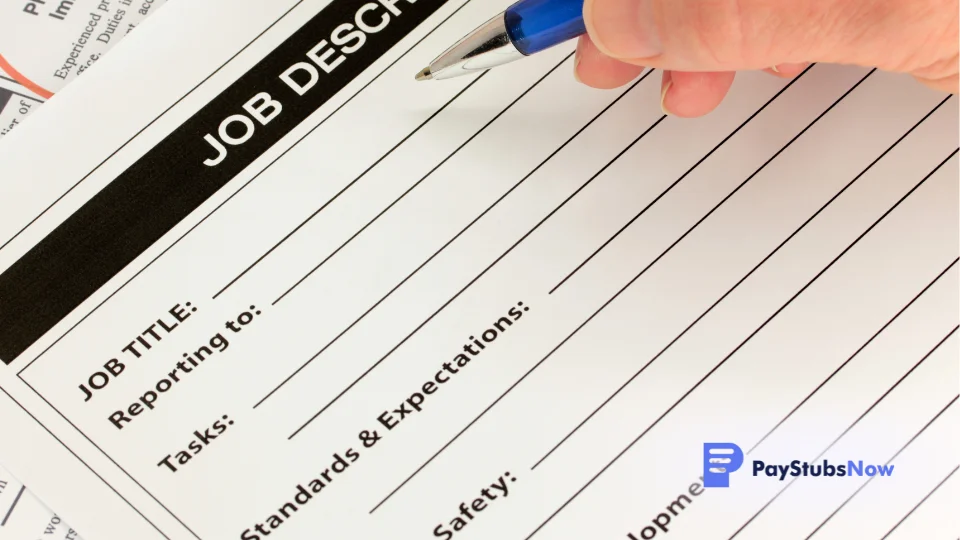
left=574, top=0, right=959, bottom=117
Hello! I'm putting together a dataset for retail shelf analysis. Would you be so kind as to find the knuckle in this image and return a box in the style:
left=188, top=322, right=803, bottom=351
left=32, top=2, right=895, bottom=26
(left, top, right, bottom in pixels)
left=899, top=2, right=959, bottom=73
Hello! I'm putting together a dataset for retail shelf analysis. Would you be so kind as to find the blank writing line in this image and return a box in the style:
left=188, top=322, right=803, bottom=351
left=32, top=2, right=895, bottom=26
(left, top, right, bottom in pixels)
left=535, top=95, right=951, bottom=469
left=253, top=71, right=649, bottom=409
left=804, top=395, right=959, bottom=539
left=548, top=64, right=815, bottom=294
left=748, top=256, right=958, bottom=454
left=214, top=0, right=479, bottom=300
left=538, top=74, right=853, bottom=468
left=811, top=327, right=956, bottom=464
left=289, top=108, right=668, bottom=441
left=272, top=54, right=575, bottom=305
left=880, top=465, right=958, bottom=540
left=523, top=147, right=953, bottom=540
left=372, top=66, right=865, bottom=513
left=728, top=325, right=959, bottom=539
left=282, top=53, right=613, bottom=435
left=242, top=70, right=489, bottom=302
left=365, top=110, right=668, bottom=511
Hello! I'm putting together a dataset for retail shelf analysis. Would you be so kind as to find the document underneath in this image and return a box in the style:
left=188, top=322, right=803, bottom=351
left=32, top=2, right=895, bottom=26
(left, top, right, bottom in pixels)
left=0, top=0, right=957, bottom=539
left=0, top=0, right=170, bottom=138
left=0, top=463, right=83, bottom=540
left=0, top=73, right=43, bottom=139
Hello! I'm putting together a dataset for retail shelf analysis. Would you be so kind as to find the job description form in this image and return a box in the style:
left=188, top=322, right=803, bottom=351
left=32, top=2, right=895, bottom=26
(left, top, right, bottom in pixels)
left=0, top=0, right=957, bottom=538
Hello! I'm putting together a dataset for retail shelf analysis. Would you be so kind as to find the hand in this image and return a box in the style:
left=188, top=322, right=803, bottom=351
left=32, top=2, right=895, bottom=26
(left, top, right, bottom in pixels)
left=574, top=0, right=958, bottom=116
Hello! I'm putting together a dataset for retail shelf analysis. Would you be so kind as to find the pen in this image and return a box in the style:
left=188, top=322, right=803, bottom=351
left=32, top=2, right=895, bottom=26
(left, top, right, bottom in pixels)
left=416, top=0, right=585, bottom=81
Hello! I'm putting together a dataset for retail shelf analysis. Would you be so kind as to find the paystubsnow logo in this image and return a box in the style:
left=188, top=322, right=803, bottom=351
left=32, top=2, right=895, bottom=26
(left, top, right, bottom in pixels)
left=703, top=442, right=895, bottom=487
left=703, top=443, right=744, bottom=487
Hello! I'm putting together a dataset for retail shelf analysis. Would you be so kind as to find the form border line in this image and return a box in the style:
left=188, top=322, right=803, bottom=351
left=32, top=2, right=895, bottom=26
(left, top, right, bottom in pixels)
left=7, top=1, right=478, bottom=537
left=16, top=378, right=203, bottom=540
left=0, top=385, right=172, bottom=539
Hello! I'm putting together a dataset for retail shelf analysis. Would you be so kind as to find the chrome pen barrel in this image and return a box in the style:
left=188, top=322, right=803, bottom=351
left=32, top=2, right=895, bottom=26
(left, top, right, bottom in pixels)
left=418, top=13, right=525, bottom=80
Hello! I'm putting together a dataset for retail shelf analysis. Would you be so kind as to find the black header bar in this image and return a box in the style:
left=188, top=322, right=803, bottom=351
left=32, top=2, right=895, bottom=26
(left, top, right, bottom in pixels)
left=0, top=0, right=449, bottom=363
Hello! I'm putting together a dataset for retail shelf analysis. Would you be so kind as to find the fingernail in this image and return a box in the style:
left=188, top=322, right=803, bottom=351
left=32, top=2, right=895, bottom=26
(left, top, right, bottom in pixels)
left=588, top=0, right=662, bottom=59
left=660, top=74, right=673, bottom=115
left=573, top=46, right=583, bottom=82
left=770, top=65, right=780, bottom=73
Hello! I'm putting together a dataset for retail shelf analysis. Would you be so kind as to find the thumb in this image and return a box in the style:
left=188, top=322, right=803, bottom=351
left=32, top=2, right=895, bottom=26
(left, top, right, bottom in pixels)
left=583, top=0, right=959, bottom=91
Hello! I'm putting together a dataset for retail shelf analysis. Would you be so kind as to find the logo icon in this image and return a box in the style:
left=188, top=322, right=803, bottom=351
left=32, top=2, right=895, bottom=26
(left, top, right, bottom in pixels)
left=703, top=443, right=744, bottom=487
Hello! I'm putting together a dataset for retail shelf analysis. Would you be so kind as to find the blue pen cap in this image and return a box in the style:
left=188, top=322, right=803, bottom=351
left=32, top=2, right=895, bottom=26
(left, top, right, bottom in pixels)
left=504, top=0, right=586, bottom=55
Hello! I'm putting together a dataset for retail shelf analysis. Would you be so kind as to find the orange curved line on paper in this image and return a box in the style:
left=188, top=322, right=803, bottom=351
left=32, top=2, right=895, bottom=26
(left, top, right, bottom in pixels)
left=0, top=53, right=53, bottom=99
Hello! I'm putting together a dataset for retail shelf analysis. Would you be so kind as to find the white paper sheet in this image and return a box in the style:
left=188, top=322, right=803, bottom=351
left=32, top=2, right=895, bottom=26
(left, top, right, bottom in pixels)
left=0, top=0, right=957, bottom=539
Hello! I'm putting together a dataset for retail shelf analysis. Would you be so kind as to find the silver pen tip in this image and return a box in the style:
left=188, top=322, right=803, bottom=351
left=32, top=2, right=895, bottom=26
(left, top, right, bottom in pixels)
left=415, top=67, right=433, bottom=81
